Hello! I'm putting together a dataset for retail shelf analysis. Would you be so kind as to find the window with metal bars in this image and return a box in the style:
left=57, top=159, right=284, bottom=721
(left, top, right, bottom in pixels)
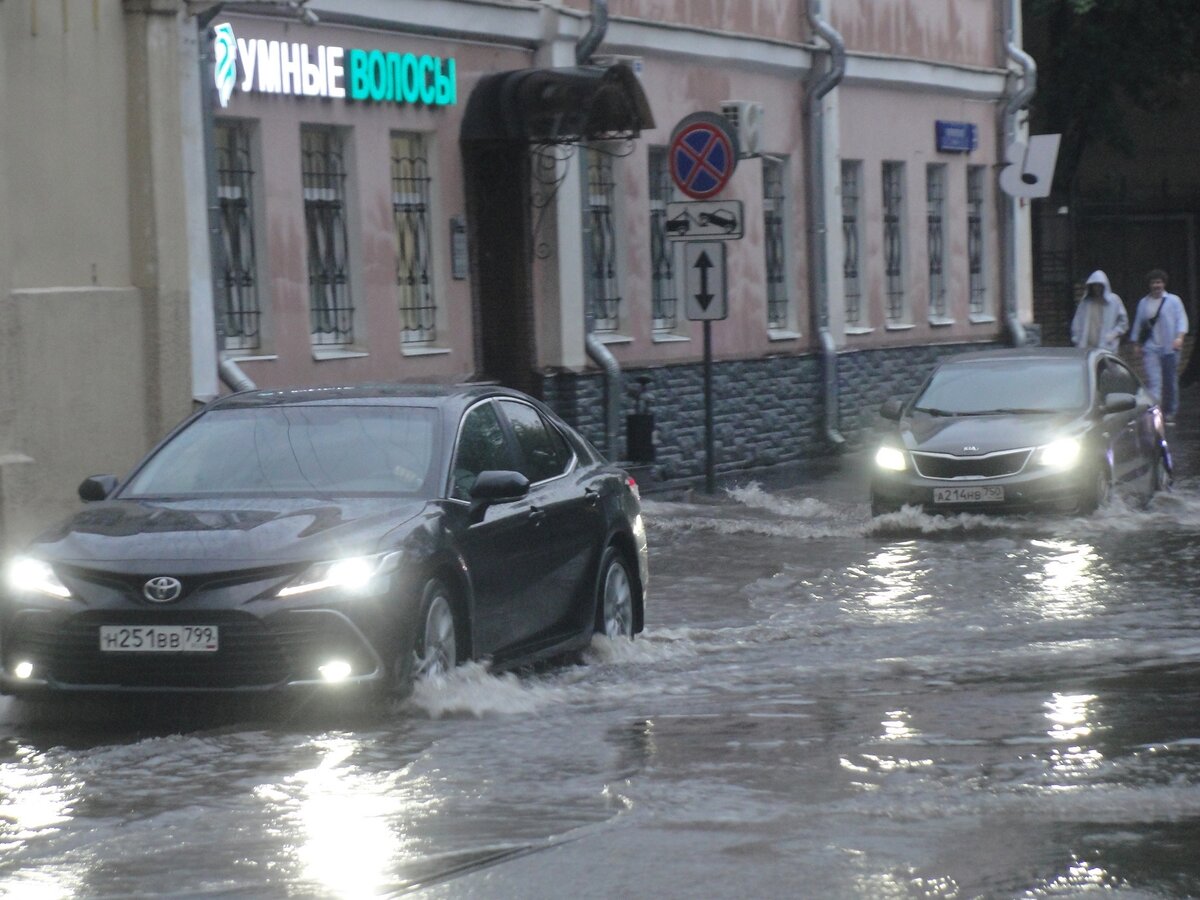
left=841, top=160, right=863, bottom=327
left=584, top=148, right=621, bottom=334
left=926, top=164, right=947, bottom=320
left=301, top=126, right=354, bottom=348
left=882, top=161, right=907, bottom=323
left=391, top=132, right=435, bottom=344
left=967, top=165, right=988, bottom=316
left=762, top=156, right=790, bottom=330
left=215, top=120, right=261, bottom=351
left=648, top=147, right=678, bottom=332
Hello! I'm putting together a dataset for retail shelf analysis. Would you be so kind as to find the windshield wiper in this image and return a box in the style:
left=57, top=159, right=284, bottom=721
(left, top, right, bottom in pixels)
left=911, top=406, right=956, bottom=416
left=983, top=407, right=1059, bottom=415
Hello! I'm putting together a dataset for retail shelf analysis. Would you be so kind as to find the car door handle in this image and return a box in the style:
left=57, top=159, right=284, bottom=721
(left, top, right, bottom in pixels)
left=584, top=488, right=601, bottom=506
left=529, top=506, right=547, bottom=525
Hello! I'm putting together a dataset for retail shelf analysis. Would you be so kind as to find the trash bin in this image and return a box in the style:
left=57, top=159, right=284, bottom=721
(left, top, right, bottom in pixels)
left=625, top=376, right=655, bottom=463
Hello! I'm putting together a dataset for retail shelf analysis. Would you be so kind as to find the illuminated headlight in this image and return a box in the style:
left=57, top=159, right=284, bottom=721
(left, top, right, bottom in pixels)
left=874, top=446, right=907, bottom=472
left=318, top=660, right=352, bottom=682
left=277, top=551, right=401, bottom=598
left=1037, top=437, right=1081, bottom=470
left=6, top=557, right=71, bottom=599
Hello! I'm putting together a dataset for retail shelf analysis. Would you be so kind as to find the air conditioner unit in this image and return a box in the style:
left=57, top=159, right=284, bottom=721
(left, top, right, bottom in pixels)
left=720, top=100, right=764, bottom=159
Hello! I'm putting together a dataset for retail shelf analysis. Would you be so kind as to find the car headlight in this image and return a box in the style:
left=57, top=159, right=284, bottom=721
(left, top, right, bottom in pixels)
left=277, top=551, right=401, bottom=598
left=6, top=557, right=72, bottom=599
left=874, top=445, right=907, bottom=472
left=1037, top=437, right=1081, bottom=470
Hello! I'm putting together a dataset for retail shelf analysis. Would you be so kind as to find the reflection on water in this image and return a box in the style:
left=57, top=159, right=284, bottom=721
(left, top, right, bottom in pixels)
left=1022, top=540, right=1105, bottom=621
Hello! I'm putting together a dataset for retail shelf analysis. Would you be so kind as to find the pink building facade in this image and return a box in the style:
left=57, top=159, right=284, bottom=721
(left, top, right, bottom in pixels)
left=201, top=0, right=1033, bottom=483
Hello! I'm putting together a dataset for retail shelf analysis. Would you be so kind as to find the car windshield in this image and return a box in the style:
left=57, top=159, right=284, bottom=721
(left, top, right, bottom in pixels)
left=122, top=405, right=440, bottom=498
left=913, top=358, right=1088, bottom=415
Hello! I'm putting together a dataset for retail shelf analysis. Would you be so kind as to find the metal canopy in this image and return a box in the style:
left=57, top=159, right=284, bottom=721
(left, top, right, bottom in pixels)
left=460, top=63, right=655, bottom=144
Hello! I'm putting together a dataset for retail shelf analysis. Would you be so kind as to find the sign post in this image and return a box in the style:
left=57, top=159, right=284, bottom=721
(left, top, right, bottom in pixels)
left=682, top=242, right=727, bottom=493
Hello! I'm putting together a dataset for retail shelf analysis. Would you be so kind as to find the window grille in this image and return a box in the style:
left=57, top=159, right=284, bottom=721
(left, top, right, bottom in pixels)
left=648, top=147, right=678, bottom=332
left=967, top=165, right=987, bottom=316
left=763, top=156, right=789, bottom=329
left=926, top=164, right=947, bottom=319
left=882, top=161, right=906, bottom=323
left=841, top=160, right=863, bottom=327
left=301, top=127, right=353, bottom=347
left=215, top=120, right=261, bottom=351
left=391, top=133, right=435, bottom=344
left=584, top=149, right=620, bottom=334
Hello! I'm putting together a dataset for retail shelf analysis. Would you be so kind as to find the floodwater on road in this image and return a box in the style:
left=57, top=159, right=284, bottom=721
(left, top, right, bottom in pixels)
left=2, top=458, right=1200, bottom=898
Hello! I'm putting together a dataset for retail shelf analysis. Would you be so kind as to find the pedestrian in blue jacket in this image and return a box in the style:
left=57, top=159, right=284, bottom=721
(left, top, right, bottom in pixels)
left=1071, top=270, right=1127, bottom=352
left=1132, top=268, right=1189, bottom=424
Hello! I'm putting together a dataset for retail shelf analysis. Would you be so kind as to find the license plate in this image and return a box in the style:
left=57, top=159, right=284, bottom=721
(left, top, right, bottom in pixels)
left=933, top=486, right=1005, bottom=504
left=99, top=625, right=219, bottom=652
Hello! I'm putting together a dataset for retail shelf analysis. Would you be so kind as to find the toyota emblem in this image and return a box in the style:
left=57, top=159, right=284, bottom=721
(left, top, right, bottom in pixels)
left=143, top=576, right=183, bottom=603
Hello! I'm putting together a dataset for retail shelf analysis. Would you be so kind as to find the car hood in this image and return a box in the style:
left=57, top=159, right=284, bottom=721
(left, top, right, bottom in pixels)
left=26, top=497, right=429, bottom=570
left=900, top=411, right=1083, bottom=453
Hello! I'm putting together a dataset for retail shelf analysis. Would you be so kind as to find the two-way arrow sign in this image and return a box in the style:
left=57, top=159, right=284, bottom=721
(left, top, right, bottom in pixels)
left=684, top=242, right=727, bottom=321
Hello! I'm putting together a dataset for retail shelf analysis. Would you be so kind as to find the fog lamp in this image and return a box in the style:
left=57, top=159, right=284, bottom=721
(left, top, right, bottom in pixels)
left=874, top=446, right=907, bottom=472
left=319, top=660, right=352, bottom=682
left=13, top=661, right=33, bottom=680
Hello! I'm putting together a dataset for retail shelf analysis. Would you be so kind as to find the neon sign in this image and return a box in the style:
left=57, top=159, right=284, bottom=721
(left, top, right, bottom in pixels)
left=214, top=23, right=457, bottom=108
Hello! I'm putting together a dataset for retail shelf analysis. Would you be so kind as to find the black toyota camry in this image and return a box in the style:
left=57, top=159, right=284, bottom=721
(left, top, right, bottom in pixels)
left=1, top=385, right=648, bottom=695
left=870, top=347, right=1172, bottom=516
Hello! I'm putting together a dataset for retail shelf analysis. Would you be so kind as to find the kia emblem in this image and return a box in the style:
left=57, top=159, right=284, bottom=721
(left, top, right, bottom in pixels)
left=143, top=576, right=183, bottom=603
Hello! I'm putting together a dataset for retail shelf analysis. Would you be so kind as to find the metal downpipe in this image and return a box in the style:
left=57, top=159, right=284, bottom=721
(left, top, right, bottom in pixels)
left=576, top=0, right=621, bottom=461
left=805, top=0, right=846, bottom=446
left=1000, top=0, right=1036, bottom=347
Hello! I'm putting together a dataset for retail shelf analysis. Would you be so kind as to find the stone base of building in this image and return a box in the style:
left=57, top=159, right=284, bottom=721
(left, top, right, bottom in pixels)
left=540, top=332, right=1041, bottom=489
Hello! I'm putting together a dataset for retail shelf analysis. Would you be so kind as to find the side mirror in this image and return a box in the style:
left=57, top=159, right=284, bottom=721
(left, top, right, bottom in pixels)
left=78, top=474, right=119, bottom=502
left=879, top=397, right=905, bottom=421
left=1103, top=392, right=1137, bottom=414
left=469, top=470, right=530, bottom=505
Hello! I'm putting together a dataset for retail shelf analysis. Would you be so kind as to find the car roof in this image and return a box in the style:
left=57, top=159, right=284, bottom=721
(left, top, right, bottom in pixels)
left=206, top=382, right=536, bottom=413
left=937, top=347, right=1104, bottom=367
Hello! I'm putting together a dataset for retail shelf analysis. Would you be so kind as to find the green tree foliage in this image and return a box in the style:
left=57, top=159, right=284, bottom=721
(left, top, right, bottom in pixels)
left=1024, top=0, right=1200, bottom=193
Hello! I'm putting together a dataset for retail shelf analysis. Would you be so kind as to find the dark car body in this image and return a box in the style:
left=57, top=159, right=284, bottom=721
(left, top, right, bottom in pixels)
left=870, top=348, right=1171, bottom=516
left=0, top=385, right=648, bottom=695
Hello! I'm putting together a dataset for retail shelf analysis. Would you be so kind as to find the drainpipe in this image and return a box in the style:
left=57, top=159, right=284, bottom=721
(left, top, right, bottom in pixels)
left=196, top=5, right=257, bottom=393
left=575, top=0, right=621, bottom=461
left=805, top=0, right=846, bottom=446
left=999, top=0, right=1035, bottom=347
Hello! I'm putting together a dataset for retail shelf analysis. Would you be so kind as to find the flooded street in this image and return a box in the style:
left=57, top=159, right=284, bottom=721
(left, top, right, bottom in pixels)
left=4, top=433, right=1200, bottom=898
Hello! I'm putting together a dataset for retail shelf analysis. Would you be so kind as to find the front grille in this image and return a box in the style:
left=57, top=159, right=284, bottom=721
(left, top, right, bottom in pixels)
left=911, top=448, right=1032, bottom=479
left=7, top=609, right=377, bottom=689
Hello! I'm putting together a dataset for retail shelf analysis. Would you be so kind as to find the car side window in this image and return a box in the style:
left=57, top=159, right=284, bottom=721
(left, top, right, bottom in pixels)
left=497, top=400, right=572, bottom=483
left=451, top=402, right=512, bottom=501
left=1098, top=360, right=1138, bottom=398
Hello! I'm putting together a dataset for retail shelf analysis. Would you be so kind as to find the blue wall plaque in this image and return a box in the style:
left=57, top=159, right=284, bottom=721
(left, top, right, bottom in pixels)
left=935, top=120, right=978, bottom=153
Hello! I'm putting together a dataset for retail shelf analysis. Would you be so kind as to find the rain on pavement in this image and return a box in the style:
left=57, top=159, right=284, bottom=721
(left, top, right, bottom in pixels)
left=3, top=407, right=1200, bottom=898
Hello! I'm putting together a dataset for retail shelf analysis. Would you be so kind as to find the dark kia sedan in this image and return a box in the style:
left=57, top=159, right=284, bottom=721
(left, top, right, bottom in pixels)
left=870, top=348, right=1171, bottom=516
left=1, top=385, right=648, bottom=695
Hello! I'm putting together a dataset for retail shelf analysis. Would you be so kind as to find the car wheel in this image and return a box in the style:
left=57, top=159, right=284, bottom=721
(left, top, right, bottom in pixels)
left=870, top=494, right=896, bottom=517
left=597, top=545, right=635, bottom=639
left=1144, top=450, right=1171, bottom=504
left=1081, top=465, right=1111, bottom=515
left=412, top=578, right=458, bottom=682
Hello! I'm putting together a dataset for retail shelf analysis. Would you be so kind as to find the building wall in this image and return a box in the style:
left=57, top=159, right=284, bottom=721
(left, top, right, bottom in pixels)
left=0, top=0, right=194, bottom=549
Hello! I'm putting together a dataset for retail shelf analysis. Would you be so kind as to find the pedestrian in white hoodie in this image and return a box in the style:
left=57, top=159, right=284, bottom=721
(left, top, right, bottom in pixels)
left=1070, top=270, right=1128, bottom=352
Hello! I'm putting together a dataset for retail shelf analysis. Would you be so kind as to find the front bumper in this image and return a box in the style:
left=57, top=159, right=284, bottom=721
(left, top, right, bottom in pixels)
left=871, top=464, right=1095, bottom=515
left=0, top=603, right=392, bottom=695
